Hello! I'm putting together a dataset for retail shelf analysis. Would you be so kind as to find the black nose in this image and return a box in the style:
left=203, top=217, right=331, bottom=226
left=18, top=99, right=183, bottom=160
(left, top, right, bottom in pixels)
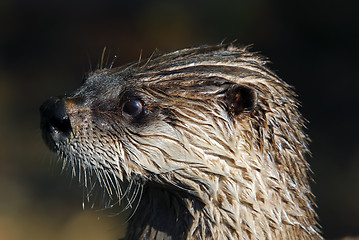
left=40, top=98, right=72, bottom=151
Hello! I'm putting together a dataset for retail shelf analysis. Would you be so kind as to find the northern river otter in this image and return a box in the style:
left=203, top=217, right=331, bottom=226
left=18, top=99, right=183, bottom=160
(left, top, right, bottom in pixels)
left=40, top=44, right=322, bottom=239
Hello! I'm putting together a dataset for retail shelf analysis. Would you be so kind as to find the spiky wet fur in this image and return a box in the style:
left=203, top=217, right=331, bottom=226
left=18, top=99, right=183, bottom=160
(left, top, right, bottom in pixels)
left=48, top=44, right=322, bottom=239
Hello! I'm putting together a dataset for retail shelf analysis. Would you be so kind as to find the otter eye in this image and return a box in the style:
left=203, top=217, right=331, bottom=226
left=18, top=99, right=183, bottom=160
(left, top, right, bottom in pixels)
left=122, top=99, right=143, bottom=116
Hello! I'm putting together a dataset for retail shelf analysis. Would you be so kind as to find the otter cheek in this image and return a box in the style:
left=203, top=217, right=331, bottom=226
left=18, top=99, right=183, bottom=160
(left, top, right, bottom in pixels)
left=129, top=124, right=190, bottom=173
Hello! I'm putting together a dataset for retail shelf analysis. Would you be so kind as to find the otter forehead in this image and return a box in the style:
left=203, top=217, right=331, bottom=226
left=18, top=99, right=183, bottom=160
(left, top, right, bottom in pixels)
left=68, top=71, right=126, bottom=107
left=67, top=44, right=271, bottom=107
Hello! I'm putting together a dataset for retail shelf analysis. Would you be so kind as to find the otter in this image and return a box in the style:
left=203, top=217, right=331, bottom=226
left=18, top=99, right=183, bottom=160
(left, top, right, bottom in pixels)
left=40, top=44, right=322, bottom=239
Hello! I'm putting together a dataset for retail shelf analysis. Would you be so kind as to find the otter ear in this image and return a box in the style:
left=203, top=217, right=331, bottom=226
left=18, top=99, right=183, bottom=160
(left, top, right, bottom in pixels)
left=224, top=85, right=257, bottom=116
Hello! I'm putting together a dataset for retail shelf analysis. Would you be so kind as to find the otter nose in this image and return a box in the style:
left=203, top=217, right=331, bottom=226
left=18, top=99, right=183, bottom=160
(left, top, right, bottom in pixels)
left=40, top=98, right=72, bottom=151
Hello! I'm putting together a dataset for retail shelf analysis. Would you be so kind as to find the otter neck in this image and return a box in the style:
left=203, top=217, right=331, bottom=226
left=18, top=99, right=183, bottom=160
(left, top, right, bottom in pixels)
left=124, top=184, right=209, bottom=240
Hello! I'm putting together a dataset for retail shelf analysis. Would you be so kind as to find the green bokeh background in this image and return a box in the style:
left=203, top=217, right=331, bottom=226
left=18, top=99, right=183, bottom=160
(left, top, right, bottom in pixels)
left=1, top=0, right=358, bottom=239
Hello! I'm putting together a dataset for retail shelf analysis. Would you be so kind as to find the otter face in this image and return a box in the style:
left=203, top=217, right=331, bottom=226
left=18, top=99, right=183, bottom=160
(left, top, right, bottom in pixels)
left=40, top=67, right=257, bottom=196
left=40, top=45, right=320, bottom=239
left=40, top=47, right=264, bottom=201
left=40, top=44, right=304, bottom=204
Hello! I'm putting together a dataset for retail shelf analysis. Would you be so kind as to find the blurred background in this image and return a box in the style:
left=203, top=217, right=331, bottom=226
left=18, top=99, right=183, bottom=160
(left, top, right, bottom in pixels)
left=0, top=0, right=358, bottom=239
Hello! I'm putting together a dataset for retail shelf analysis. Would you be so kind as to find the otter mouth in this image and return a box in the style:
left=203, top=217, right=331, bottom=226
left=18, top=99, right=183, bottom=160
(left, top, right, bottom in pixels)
left=40, top=98, right=72, bottom=152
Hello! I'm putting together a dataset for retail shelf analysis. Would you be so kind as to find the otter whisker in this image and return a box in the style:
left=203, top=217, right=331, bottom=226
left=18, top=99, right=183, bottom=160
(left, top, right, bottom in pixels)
left=141, top=49, right=157, bottom=69
left=111, top=171, right=123, bottom=198
left=123, top=179, right=139, bottom=210
left=125, top=183, right=143, bottom=222
left=100, top=46, right=106, bottom=70
left=137, top=49, right=142, bottom=69
left=123, top=181, right=141, bottom=213
left=109, top=55, right=117, bottom=69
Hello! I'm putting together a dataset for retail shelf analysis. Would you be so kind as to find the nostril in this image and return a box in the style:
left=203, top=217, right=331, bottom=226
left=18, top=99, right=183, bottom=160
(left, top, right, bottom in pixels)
left=40, top=98, right=72, bottom=136
left=49, top=115, right=71, bottom=134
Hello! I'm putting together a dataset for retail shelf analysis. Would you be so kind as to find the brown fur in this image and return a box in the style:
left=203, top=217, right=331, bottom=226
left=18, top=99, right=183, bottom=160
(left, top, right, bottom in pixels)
left=40, top=44, right=322, bottom=239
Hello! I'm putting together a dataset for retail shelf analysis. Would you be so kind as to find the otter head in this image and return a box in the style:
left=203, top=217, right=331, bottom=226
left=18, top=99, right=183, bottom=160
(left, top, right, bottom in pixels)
left=40, top=45, right=321, bottom=239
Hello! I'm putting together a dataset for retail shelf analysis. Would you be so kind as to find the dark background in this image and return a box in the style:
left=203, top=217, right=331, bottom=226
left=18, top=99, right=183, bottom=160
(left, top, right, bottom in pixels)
left=0, top=0, right=358, bottom=239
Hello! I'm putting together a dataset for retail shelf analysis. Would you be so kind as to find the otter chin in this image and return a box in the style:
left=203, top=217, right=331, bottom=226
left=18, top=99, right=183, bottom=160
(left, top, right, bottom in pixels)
left=40, top=44, right=322, bottom=240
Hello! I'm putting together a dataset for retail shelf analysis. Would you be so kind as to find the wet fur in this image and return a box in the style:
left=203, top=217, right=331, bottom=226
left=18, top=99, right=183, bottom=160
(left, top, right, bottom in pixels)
left=41, top=44, right=322, bottom=239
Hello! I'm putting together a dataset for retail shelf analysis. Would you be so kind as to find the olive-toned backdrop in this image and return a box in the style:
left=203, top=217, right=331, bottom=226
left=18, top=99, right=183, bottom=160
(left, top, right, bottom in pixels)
left=1, top=0, right=358, bottom=239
